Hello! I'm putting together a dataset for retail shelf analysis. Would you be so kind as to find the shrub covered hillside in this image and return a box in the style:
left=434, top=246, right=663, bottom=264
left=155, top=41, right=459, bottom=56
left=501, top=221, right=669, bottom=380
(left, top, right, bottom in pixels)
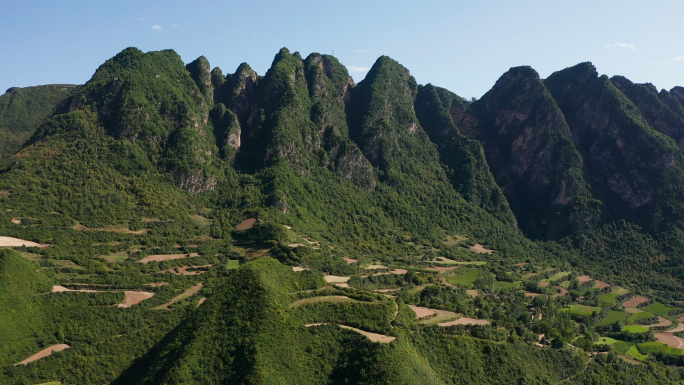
left=0, top=84, right=77, bottom=159
left=0, top=47, right=684, bottom=383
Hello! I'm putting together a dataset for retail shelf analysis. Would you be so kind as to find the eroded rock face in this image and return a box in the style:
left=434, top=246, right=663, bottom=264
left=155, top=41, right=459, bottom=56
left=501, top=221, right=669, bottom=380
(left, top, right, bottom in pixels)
left=458, top=66, right=593, bottom=239
left=546, top=62, right=684, bottom=230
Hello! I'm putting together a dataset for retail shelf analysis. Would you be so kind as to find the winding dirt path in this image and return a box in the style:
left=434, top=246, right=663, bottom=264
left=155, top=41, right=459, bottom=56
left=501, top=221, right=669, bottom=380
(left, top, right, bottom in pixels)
left=155, top=283, right=203, bottom=310
left=304, top=323, right=395, bottom=343
left=15, top=344, right=69, bottom=366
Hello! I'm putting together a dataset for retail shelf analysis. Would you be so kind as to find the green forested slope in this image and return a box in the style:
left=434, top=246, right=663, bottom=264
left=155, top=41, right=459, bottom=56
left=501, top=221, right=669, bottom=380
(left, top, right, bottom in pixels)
left=0, top=84, right=76, bottom=158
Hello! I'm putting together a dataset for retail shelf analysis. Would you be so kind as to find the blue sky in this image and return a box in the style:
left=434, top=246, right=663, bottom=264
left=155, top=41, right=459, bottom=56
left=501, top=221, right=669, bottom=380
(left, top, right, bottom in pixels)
left=1, top=0, right=683, bottom=99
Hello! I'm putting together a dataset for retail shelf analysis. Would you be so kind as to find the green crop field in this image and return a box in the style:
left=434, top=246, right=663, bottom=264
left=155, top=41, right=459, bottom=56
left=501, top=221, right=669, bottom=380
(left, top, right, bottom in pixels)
left=595, top=336, right=618, bottom=345
left=643, top=302, right=675, bottom=317
left=623, top=325, right=649, bottom=333
left=637, top=342, right=684, bottom=357
left=596, top=310, right=627, bottom=327
left=494, top=281, right=522, bottom=290
left=567, top=304, right=601, bottom=316
left=599, top=293, right=620, bottom=306
left=445, top=267, right=480, bottom=288
left=626, top=346, right=648, bottom=361
left=627, top=311, right=656, bottom=323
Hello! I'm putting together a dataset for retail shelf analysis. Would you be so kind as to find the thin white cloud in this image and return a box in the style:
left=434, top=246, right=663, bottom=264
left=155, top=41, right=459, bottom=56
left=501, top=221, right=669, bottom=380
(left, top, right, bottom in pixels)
left=172, top=24, right=180, bottom=27
left=675, top=55, right=684, bottom=61
left=347, top=66, right=370, bottom=72
left=356, top=49, right=388, bottom=54
left=605, top=42, right=636, bottom=50
left=152, top=25, right=162, bottom=30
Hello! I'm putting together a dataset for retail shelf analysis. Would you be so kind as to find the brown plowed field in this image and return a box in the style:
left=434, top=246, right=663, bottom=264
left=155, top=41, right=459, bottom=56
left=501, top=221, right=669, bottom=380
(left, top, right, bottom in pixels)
left=235, top=218, right=256, bottom=230
left=469, top=244, right=493, bottom=253
left=15, top=344, right=70, bottom=366
left=654, top=333, right=684, bottom=349
left=577, top=275, right=593, bottom=283
left=117, top=291, right=155, bottom=308
left=438, top=317, right=490, bottom=326
left=409, top=305, right=436, bottom=319
left=594, top=280, right=611, bottom=289
left=0, top=236, right=46, bottom=248
left=622, top=295, right=649, bottom=308
left=52, top=285, right=100, bottom=293
left=324, top=275, right=350, bottom=283
left=138, top=253, right=199, bottom=263
left=644, top=317, right=672, bottom=328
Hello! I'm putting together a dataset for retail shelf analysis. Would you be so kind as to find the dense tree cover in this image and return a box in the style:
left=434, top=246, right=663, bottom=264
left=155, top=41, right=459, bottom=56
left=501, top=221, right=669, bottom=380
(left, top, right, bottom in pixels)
left=0, top=84, right=76, bottom=159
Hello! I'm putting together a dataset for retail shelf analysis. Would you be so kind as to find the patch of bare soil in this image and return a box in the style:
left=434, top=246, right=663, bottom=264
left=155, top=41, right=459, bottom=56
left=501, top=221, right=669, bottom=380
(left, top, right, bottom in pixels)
left=466, top=289, right=479, bottom=297
left=197, top=297, right=206, bottom=307
left=343, top=257, right=358, bottom=265
left=654, top=333, right=684, bottom=349
left=525, top=291, right=542, bottom=297
left=305, top=323, right=395, bottom=343
left=469, top=244, right=493, bottom=254
left=679, top=315, right=684, bottom=322
left=288, top=243, right=305, bottom=248
left=160, top=265, right=211, bottom=275
left=11, top=218, right=21, bottom=224
left=235, top=218, right=256, bottom=230
left=138, top=253, right=199, bottom=263
left=335, top=283, right=350, bottom=288
left=538, top=282, right=550, bottom=287
left=424, top=266, right=458, bottom=274
left=409, top=305, right=436, bottom=319
left=624, top=307, right=643, bottom=313
left=438, top=317, right=490, bottom=326
left=419, top=309, right=460, bottom=324
left=364, top=264, right=387, bottom=270
left=0, top=190, right=9, bottom=197
left=513, top=262, right=528, bottom=267
left=52, top=285, right=99, bottom=293
left=148, top=282, right=169, bottom=287
left=622, top=295, right=650, bottom=308
left=644, top=317, right=672, bottom=329
left=576, top=275, right=593, bottom=283
left=15, top=344, right=70, bottom=366
left=324, top=275, right=351, bottom=283
left=155, top=283, right=203, bottom=310
left=0, top=236, right=47, bottom=248
left=666, top=323, right=684, bottom=333
left=117, top=291, right=155, bottom=308
left=594, top=280, right=611, bottom=289
left=292, top=266, right=309, bottom=272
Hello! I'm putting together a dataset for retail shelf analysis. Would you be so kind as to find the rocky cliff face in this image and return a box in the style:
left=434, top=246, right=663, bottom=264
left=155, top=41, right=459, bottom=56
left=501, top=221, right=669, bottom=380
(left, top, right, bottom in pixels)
left=7, top=47, right=684, bottom=242
left=458, top=66, right=594, bottom=239
left=546, top=62, right=684, bottom=231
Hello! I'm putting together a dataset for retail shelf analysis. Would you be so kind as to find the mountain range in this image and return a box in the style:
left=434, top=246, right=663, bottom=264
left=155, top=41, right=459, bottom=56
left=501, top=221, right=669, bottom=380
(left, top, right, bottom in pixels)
left=1, top=47, right=683, bottom=384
